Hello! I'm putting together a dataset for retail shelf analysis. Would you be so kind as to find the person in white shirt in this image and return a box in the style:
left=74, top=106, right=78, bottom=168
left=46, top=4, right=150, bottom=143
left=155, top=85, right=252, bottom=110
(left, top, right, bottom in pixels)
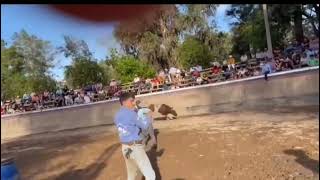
left=196, top=77, right=203, bottom=85
left=84, top=94, right=91, bottom=104
left=196, top=65, right=203, bottom=72
left=300, top=52, right=309, bottom=67
left=133, top=76, right=140, bottom=83
left=240, top=54, right=248, bottom=62
left=110, top=79, right=117, bottom=87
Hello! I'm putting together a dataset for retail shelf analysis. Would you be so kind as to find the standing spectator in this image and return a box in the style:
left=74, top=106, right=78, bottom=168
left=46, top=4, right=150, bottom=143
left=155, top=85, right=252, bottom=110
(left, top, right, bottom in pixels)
left=222, top=61, right=231, bottom=79
left=256, top=49, right=263, bottom=62
left=133, top=75, right=141, bottom=90
left=240, top=54, right=248, bottom=64
left=262, top=60, right=273, bottom=81
left=262, top=48, right=273, bottom=60
left=169, top=66, right=177, bottom=82
left=227, top=55, right=236, bottom=70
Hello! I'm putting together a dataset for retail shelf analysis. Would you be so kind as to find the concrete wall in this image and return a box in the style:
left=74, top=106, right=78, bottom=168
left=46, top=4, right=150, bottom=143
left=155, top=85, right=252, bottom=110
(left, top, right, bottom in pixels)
left=1, top=67, right=319, bottom=140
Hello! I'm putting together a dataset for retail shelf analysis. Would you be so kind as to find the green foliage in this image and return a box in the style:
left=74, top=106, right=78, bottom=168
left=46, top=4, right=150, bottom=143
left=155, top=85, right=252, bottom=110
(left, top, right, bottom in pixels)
left=1, top=35, right=57, bottom=100
left=60, top=35, right=92, bottom=59
left=61, top=37, right=110, bottom=88
left=177, top=37, right=212, bottom=69
left=113, top=55, right=156, bottom=83
left=64, top=58, right=106, bottom=89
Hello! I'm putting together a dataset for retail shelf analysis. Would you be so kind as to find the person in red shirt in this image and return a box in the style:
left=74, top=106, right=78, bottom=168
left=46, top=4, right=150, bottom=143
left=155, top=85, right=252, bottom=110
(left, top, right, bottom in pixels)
left=211, top=65, right=221, bottom=75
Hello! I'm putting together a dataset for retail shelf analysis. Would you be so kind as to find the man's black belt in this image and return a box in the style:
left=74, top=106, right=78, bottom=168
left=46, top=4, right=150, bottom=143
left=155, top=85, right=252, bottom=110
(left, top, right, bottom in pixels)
left=122, top=140, right=143, bottom=146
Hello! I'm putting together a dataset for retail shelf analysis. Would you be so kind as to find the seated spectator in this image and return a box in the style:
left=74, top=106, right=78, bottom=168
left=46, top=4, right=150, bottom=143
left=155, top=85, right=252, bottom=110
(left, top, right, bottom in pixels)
left=1, top=105, right=5, bottom=115
left=145, top=78, right=152, bottom=90
left=262, top=60, right=273, bottom=81
left=308, top=54, right=319, bottom=67
left=22, top=93, right=31, bottom=104
left=292, top=53, right=301, bottom=67
left=253, top=67, right=261, bottom=76
left=180, top=70, right=186, bottom=80
left=310, top=37, right=319, bottom=52
left=64, top=93, right=73, bottom=106
left=192, top=69, right=201, bottom=81
left=273, top=47, right=282, bottom=58
left=83, top=93, right=91, bottom=104
left=237, top=67, right=247, bottom=79
left=282, top=56, right=294, bottom=70
left=110, top=79, right=117, bottom=87
left=302, top=37, right=310, bottom=50
left=55, top=94, right=65, bottom=107
left=43, top=91, right=50, bottom=102
left=195, top=65, right=203, bottom=72
left=14, top=96, right=22, bottom=111
left=74, top=93, right=84, bottom=104
left=31, top=93, right=40, bottom=109
left=300, top=52, right=309, bottom=67
left=221, top=63, right=231, bottom=80
left=196, top=76, right=203, bottom=85
left=151, top=78, right=160, bottom=89
left=274, top=58, right=283, bottom=72
left=201, top=73, right=210, bottom=84
left=305, top=47, right=316, bottom=59
left=211, top=65, right=221, bottom=75
left=176, top=68, right=181, bottom=79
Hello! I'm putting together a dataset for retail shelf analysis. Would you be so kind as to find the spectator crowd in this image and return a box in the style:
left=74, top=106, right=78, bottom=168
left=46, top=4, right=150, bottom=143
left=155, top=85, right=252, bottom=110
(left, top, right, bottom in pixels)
left=1, top=37, right=319, bottom=116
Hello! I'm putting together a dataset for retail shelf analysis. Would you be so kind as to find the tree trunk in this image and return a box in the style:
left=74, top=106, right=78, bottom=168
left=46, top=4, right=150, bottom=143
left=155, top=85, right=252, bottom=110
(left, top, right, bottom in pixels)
left=293, top=4, right=304, bottom=43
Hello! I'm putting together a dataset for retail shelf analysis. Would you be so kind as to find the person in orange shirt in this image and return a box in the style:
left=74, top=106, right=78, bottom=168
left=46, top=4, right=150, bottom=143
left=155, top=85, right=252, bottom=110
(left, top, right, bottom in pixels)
left=227, top=55, right=236, bottom=70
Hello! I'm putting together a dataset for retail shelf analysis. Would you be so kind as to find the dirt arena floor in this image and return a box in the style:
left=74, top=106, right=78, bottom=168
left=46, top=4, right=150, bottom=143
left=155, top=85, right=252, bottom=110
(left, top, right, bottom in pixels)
left=1, top=107, right=319, bottom=180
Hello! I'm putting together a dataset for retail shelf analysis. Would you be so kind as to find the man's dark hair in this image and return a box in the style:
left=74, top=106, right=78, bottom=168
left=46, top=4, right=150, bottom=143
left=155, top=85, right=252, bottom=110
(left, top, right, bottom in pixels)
left=119, top=92, right=135, bottom=105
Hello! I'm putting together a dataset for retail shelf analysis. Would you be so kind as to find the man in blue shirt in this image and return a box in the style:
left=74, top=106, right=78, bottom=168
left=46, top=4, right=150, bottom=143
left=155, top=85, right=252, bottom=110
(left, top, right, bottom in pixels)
left=114, top=92, right=155, bottom=180
left=262, top=60, right=273, bottom=81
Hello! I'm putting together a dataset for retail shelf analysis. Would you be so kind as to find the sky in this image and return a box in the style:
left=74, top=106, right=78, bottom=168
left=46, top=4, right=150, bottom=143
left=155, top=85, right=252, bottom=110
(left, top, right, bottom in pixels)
left=1, top=4, right=233, bottom=81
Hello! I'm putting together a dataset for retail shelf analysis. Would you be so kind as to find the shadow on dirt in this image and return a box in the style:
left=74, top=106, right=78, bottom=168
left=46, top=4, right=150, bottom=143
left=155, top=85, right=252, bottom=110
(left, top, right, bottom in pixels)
left=55, top=143, right=120, bottom=180
left=284, top=149, right=319, bottom=174
left=141, top=129, right=165, bottom=180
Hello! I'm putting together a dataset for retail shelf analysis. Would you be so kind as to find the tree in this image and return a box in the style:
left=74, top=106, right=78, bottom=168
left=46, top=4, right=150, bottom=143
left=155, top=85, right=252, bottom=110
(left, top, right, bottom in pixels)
left=64, top=58, right=106, bottom=88
left=61, top=36, right=110, bottom=88
left=177, top=36, right=213, bottom=69
left=1, top=34, right=57, bottom=100
left=12, top=30, right=55, bottom=76
left=112, top=54, right=156, bottom=83
left=60, top=35, right=92, bottom=59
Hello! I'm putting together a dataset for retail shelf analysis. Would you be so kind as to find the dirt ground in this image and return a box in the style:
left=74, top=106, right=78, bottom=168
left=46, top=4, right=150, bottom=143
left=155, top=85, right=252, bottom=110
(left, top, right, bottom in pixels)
left=1, top=108, right=319, bottom=180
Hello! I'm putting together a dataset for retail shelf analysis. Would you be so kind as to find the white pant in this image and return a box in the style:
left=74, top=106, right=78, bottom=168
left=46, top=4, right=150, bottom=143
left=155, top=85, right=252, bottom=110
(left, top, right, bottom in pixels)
left=121, top=144, right=155, bottom=180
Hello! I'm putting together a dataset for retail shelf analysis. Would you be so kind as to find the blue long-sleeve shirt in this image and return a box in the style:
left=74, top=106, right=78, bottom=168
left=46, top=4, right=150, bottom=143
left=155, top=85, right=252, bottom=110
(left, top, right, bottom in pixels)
left=114, top=107, right=150, bottom=143
left=262, top=63, right=272, bottom=74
